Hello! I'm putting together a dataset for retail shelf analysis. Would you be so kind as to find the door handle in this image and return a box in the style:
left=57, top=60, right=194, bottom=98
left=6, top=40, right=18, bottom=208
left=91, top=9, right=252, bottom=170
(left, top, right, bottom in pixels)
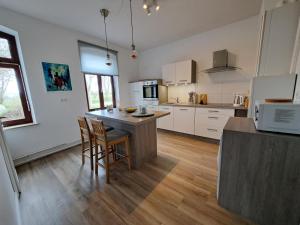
left=179, top=109, right=188, bottom=111
left=207, top=128, right=218, bottom=132
left=208, top=110, right=219, bottom=113
left=208, top=116, right=219, bottom=119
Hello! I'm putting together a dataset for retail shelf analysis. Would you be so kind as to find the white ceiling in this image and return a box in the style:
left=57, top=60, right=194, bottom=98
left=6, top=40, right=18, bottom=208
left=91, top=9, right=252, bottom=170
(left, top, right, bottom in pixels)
left=0, top=0, right=262, bottom=51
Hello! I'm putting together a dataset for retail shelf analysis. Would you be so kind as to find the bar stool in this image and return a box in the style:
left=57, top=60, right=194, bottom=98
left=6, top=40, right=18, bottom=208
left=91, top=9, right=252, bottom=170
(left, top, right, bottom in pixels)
left=89, top=119, right=131, bottom=184
left=77, top=117, right=113, bottom=171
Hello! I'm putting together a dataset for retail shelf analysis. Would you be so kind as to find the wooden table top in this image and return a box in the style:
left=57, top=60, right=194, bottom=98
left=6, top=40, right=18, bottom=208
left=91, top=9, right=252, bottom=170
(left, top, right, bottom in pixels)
left=86, top=109, right=170, bottom=126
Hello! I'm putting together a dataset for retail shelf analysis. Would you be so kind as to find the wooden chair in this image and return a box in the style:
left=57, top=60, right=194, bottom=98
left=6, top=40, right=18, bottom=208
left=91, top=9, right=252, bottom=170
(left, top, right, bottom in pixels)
left=77, top=117, right=114, bottom=171
left=89, top=119, right=131, bottom=183
left=77, top=116, right=94, bottom=170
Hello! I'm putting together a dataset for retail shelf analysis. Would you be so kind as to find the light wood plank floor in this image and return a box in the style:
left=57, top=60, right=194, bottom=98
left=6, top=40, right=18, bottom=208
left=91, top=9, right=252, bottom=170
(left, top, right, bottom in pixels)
left=17, top=130, right=256, bottom=225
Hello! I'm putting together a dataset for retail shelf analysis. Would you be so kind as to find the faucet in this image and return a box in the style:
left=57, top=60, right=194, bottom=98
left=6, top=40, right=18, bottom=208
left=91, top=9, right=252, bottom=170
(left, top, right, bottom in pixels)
left=170, top=97, right=180, bottom=103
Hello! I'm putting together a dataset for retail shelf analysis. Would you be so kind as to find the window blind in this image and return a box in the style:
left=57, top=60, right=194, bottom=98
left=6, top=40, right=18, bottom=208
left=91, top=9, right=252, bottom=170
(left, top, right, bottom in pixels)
left=78, top=41, right=119, bottom=76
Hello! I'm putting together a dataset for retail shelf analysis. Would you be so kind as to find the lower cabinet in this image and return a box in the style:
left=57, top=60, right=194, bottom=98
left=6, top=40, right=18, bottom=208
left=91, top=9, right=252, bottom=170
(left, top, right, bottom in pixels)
left=157, top=106, right=174, bottom=130
left=157, top=105, right=235, bottom=140
left=173, top=107, right=195, bottom=135
left=195, top=108, right=234, bottom=140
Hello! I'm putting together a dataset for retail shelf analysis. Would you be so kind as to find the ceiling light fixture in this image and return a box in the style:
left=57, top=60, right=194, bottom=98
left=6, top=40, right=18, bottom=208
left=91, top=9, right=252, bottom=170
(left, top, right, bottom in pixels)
left=143, top=0, right=160, bottom=15
left=100, top=8, right=112, bottom=66
left=129, top=0, right=137, bottom=59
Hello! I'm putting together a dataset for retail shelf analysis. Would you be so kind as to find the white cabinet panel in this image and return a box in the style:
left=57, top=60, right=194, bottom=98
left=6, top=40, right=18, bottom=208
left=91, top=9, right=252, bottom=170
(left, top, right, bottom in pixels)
left=162, top=63, right=176, bottom=85
left=173, top=107, right=195, bottom=135
left=175, top=60, right=193, bottom=84
left=129, top=82, right=143, bottom=107
left=158, top=106, right=174, bottom=130
left=195, top=108, right=234, bottom=140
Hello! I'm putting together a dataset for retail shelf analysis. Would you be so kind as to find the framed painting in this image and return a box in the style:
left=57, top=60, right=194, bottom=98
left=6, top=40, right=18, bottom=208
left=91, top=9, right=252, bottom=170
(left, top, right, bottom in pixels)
left=42, top=62, right=72, bottom=91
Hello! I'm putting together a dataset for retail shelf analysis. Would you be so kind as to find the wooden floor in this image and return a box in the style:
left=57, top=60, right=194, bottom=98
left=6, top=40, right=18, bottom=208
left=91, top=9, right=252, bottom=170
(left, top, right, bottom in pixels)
left=17, top=130, right=256, bottom=225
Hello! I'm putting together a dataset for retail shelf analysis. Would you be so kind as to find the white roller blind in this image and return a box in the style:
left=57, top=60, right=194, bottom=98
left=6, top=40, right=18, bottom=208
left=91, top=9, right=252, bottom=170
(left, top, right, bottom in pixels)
left=78, top=41, right=119, bottom=76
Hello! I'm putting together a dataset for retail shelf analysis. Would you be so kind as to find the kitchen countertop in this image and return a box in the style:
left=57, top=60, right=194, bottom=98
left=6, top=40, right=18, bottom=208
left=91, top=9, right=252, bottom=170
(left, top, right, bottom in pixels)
left=159, top=102, right=248, bottom=110
left=86, top=108, right=170, bottom=126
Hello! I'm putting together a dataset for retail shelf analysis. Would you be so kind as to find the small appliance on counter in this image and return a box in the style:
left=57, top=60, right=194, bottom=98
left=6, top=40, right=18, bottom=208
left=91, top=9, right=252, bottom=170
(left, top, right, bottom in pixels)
left=254, top=101, right=300, bottom=134
left=233, top=94, right=245, bottom=107
left=199, top=94, right=208, bottom=105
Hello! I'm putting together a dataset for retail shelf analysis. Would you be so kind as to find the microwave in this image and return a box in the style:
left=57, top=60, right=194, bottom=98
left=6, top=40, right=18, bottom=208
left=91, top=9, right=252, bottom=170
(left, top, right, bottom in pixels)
left=143, top=80, right=167, bottom=103
left=254, top=102, right=300, bottom=134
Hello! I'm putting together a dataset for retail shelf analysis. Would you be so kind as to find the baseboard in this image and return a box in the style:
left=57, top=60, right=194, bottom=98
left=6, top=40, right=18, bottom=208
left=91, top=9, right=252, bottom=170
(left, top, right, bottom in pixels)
left=13, top=140, right=81, bottom=167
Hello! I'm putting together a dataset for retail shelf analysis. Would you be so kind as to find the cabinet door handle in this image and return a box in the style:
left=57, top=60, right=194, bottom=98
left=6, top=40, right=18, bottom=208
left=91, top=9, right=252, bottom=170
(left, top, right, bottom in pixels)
left=179, top=80, right=188, bottom=82
left=208, top=110, right=219, bottom=113
left=162, top=108, right=170, bottom=110
left=207, top=128, right=218, bottom=132
left=179, top=108, right=188, bottom=111
left=208, top=116, right=219, bottom=119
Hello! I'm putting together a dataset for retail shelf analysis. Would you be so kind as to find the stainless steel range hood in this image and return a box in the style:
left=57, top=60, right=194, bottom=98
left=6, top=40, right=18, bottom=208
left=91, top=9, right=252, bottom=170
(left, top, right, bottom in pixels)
left=204, top=49, right=239, bottom=74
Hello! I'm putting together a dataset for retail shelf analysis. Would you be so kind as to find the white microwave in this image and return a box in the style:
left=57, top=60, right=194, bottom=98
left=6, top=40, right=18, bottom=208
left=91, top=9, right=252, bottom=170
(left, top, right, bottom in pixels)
left=254, top=102, right=300, bottom=135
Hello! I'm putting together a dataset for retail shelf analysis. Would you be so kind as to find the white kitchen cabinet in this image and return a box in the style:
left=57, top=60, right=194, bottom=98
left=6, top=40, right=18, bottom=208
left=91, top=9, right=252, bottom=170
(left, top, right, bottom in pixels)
left=129, top=81, right=143, bottom=107
left=175, top=60, right=196, bottom=84
left=146, top=105, right=159, bottom=112
left=173, top=106, right=195, bottom=135
left=195, top=108, right=234, bottom=140
left=162, top=63, right=176, bottom=85
left=157, top=106, right=174, bottom=130
left=162, top=60, right=196, bottom=85
left=257, top=1, right=300, bottom=76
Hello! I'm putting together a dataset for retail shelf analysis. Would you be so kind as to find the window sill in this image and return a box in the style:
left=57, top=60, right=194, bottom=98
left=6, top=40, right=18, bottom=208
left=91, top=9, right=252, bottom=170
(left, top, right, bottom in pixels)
left=3, top=122, right=39, bottom=131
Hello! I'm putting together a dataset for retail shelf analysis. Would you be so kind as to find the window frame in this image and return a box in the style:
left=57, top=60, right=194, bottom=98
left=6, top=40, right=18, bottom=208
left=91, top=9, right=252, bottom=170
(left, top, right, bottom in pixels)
left=83, top=73, right=116, bottom=111
left=0, top=31, right=33, bottom=127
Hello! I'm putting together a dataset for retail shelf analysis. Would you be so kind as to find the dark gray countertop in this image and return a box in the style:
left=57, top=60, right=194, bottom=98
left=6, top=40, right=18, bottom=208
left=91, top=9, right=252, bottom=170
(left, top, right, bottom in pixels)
left=159, top=102, right=248, bottom=110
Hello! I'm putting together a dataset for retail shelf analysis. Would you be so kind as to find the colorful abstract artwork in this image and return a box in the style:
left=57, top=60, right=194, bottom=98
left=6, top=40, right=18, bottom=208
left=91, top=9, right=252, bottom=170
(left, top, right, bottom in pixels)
left=42, top=62, right=72, bottom=91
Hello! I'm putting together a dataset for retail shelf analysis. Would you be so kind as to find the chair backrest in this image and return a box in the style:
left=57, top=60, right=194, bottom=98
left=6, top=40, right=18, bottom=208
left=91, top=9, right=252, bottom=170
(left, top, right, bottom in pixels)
left=89, top=119, right=107, bottom=143
left=77, top=116, right=91, bottom=138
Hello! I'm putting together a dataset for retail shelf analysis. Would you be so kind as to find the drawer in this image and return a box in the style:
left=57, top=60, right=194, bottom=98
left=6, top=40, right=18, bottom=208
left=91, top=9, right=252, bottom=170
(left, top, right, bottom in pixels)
left=195, top=124, right=223, bottom=140
left=158, top=106, right=173, bottom=112
left=196, top=108, right=234, bottom=117
left=146, top=105, right=159, bottom=111
left=195, top=114, right=230, bottom=128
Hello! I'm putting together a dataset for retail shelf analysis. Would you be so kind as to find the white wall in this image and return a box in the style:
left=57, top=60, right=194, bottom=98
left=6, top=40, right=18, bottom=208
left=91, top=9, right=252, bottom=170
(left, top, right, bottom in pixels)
left=0, top=7, right=138, bottom=160
left=138, top=16, right=260, bottom=103
left=0, top=143, right=21, bottom=225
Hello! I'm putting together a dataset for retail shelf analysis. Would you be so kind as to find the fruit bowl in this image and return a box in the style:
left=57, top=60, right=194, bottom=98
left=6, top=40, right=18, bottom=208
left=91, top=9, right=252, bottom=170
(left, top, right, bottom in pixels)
left=125, top=107, right=137, bottom=113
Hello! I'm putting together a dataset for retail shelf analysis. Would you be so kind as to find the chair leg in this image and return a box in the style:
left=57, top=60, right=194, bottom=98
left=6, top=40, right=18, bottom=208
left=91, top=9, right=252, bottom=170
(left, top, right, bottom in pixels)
left=81, top=137, right=85, bottom=165
left=89, top=140, right=93, bottom=171
left=95, top=143, right=99, bottom=175
left=125, top=137, right=131, bottom=170
left=105, top=146, right=110, bottom=184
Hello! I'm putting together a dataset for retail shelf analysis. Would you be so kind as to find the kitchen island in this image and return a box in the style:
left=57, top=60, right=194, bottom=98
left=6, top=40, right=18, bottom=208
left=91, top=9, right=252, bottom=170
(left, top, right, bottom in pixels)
left=86, top=109, right=169, bottom=168
left=218, top=117, right=300, bottom=225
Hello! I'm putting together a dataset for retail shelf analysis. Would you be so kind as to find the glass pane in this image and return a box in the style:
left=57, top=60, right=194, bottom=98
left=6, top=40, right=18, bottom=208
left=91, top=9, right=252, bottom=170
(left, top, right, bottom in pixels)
left=85, top=74, right=100, bottom=109
left=0, top=38, right=12, bottom=58
left=0, top=67, right=25, bottom=121
left=101, top=76, right=113, bottom=107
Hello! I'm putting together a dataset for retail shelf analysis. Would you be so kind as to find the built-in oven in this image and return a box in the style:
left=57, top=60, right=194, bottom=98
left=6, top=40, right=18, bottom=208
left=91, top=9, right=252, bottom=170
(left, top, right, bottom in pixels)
left=143, top=80, right=159, bottom=99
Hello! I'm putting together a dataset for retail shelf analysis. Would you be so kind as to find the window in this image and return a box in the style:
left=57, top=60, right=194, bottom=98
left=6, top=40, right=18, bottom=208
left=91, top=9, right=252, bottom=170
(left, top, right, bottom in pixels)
left=0, top=31, right=32, bottom=127
left=78, top=41, right=118, bottom=111
left=84, top=74, right=116, bottom=111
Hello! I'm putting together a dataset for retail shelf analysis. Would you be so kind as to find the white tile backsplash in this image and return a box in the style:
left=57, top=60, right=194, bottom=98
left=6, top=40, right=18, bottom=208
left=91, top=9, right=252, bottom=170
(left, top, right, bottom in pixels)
left=168, top=73, right=251, bottom=104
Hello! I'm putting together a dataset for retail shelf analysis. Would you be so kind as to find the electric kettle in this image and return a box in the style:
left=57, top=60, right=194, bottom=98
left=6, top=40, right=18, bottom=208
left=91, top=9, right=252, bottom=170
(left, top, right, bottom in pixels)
left=233, top=94, right=244, bottom=107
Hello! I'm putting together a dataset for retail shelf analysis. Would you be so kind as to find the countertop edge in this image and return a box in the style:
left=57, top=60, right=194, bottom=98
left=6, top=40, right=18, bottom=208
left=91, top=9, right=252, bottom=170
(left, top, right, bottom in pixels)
left=159, top=103, right=248, bottom=110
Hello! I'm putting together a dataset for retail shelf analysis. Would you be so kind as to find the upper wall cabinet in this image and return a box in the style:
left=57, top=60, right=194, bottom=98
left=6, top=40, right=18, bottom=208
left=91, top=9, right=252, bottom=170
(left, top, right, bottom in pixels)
left=257, top=1, right=300, bottom=76
left=162, top=63, right=176, bottom=85
left=162, top=60, right=196, bottom=85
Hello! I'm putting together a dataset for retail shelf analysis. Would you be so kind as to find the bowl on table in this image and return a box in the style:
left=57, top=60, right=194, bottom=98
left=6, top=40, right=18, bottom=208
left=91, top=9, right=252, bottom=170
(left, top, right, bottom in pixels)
left=125, top=107, right=137, bottom=113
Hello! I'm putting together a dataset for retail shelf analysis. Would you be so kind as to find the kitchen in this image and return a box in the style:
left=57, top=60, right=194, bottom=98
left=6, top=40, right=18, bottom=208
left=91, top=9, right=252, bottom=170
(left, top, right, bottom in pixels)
left=0, top=0, right=300, bottom=225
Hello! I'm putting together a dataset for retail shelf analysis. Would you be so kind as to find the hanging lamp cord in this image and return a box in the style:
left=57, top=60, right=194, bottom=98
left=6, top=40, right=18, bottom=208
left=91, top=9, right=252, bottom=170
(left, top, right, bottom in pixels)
left=130, top=0, right=134, bottom=48
left=103, top=14, right=109, bottom=56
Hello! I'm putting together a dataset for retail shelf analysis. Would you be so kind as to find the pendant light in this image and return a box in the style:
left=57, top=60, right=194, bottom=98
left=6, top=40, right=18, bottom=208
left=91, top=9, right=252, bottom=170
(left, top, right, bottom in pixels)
left=129, top=0, right=137, bottom=59
left=100, top=8, right=112, bottom=66
left=143, top=0, right=160, bottom=15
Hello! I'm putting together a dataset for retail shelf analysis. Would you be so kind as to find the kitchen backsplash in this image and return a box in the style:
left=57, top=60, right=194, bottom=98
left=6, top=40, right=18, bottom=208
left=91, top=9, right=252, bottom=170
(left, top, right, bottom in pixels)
left=168, top=71, right=251, bottom=104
